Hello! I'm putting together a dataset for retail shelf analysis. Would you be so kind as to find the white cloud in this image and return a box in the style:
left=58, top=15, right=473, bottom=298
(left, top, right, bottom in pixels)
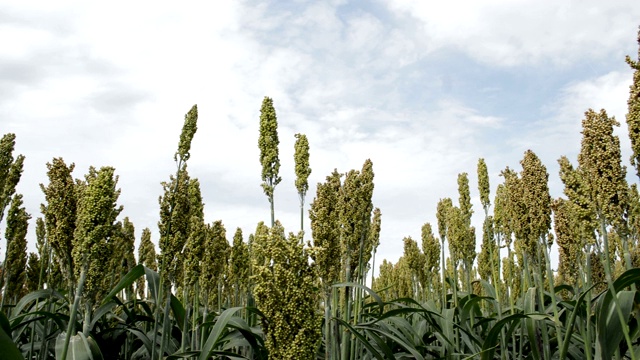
left=512, top=70, right=632, bottom=170
left=382, top=0, right=640, bottom=67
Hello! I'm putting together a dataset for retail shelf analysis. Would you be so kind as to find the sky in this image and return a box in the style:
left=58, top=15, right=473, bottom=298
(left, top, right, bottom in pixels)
left=1, top=0, right=640, bottom=268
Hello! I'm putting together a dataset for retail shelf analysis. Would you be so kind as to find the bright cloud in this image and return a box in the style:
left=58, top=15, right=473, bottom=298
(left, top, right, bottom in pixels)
left=383, top=0, right=640, bottom=67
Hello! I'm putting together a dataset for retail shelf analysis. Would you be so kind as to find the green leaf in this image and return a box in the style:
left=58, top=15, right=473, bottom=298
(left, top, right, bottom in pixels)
left=100, top=264, right=145, bottom=305
left=524, top=287, right=542, bottom=360
left=166, top=350, right=199, bottom=359
left=554, top=284, right=575, bottom=297
left=612, top=267, right=640, bottom=291
left=479, top=280, right=500, bottom=314
left=225, top=316, right=265, bottom=351
left=596, top=290, right=635, bottom=360
left=80, top=332, right=104, bottom=360
left=12, top=289, right=66, bottom=316
left=366, top=329, right=397, bottom=359
left=0, top=312, right=23, bottom=360
left=482, top=313, right=530, bottom=360
left=170, top=294, right=185, bottom=332
left=55, top=332, right=93, bottom=360
left=10, top=310, right=66, bottom=333
left=124, top=327, right=153, bottom=357
left=144, top=266, right=161, bottom=302
left=0, top=310, right=12, bottom=336
left=558, top=283, right=597, bottom=360
left=89, top=301, right=116, bottom=330
left=459, top=295, right=491, bottom=331
left=372, top=306, right=441, bottom=325
left=198, top=307, right=243, bottom=360
left=335, top=317, right=386, bottom=360
left=333, top=282, right=384, bottom=310
left=363, top=325, right=425, bottom=360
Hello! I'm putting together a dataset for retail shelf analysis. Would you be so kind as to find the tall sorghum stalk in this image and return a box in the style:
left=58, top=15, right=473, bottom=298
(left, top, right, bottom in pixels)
left=436, top=197, right=452, bottom=310
left=582, top=109, right=635, bottom=358
left=258, top=97, right=281, bottom=227
left=154, top=104, right=198, bottom=360
left=309, top=170, right=341, bottom=360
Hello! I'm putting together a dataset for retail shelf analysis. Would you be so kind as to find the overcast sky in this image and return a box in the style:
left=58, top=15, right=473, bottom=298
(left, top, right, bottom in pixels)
left=1, top=0, right=640, bottom=267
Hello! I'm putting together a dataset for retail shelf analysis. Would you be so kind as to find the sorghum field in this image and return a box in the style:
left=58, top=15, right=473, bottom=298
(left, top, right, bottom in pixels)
left=2, top=28, right=640, bottom=360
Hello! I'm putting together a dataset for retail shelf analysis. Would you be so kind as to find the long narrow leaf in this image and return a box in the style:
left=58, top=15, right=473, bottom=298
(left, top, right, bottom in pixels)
left=481, top=313, right=546, bottom=360
left=596, top=290, right=635, bottom=360
left=145, top=266, right=161, bottom=302
left=335, top=318, right=386, bottom=360
left=364, top=325, right=425, bottom=360
left=101, top=264, right=145, bottom=305
left=366, top=329, right=398, bottom=359
left=333, top=282, right=384, bottom=310
left=125, top=327, right=154, bottom=357
left=89, top=301, right=116, bottom=330
left=198, top=307, right=243, bottom=360
left=12, top=289, right=66, bottom=316
left=558, top=283, right=597, bottom=359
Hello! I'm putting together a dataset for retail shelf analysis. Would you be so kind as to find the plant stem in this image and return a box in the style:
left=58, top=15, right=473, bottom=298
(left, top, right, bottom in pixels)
left=60, top=263, right=87, bottom=360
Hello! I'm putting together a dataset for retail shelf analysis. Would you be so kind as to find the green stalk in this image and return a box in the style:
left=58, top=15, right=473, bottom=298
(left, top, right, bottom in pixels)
left=465, top=261, right=475, bottom=330
left=28, top=307, right=37, bottom=359
left=192, top=283, right=199, bottom=350
left=0, top=244, right=10, bottom=309
left=370, top=250, right=377, bottom=298
left=599, top=216, right=636, bottom=360
left=451, top=258, right=460, bottom=359
left=506, top=247, right=515, bottom=314
left=40, top=251, right=55, bottom=360
left=29, top=240, right=52, bottom=360
left=159, top=287, right=172, bottom=359
left=620, top=232, right=634, bottom=275
left=350, top=286, right=359, bottom=358
left=452, top=258, right=459, bottom=308
left=534, top=258, right=550, bottom=360
left=82, top=299, right=91, bottom=335
left=542, top=242, right=563, bottom=356
left=300, top=197, right=304, bottom=234
left=60, top=263, right=87, bottom=360
left=465, top=261, right=472, bottom=297
left=153, top=156, right=184, bottom=359
left=332, top=287, right=340, bottom=360
left=341, top=254, right=352, bottom=360
left=270, top=191, right=275, bottom=228
left=441, top=238, right=447, bottom=310
left=518, top=262, right=530, bottom=359
left=492, top=235, right=507, bottom=360
left=234, top=281, right=238, bottom=307
left=324, top=290, right=331, bottom=360
left=351, top=231, right=368, bottom=358
left=584, top=246, right=593, bottom=360
left=201, top=291, right=209, bottom=349
left=181, top=285, right=189, bottom=352
left=66, top=253, right=75, bottom=305
left=504, top=246, right=516, bottom=358
left=217, top=280, right=222, bottom=312
left=150, top=275, right=163, bottom=360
